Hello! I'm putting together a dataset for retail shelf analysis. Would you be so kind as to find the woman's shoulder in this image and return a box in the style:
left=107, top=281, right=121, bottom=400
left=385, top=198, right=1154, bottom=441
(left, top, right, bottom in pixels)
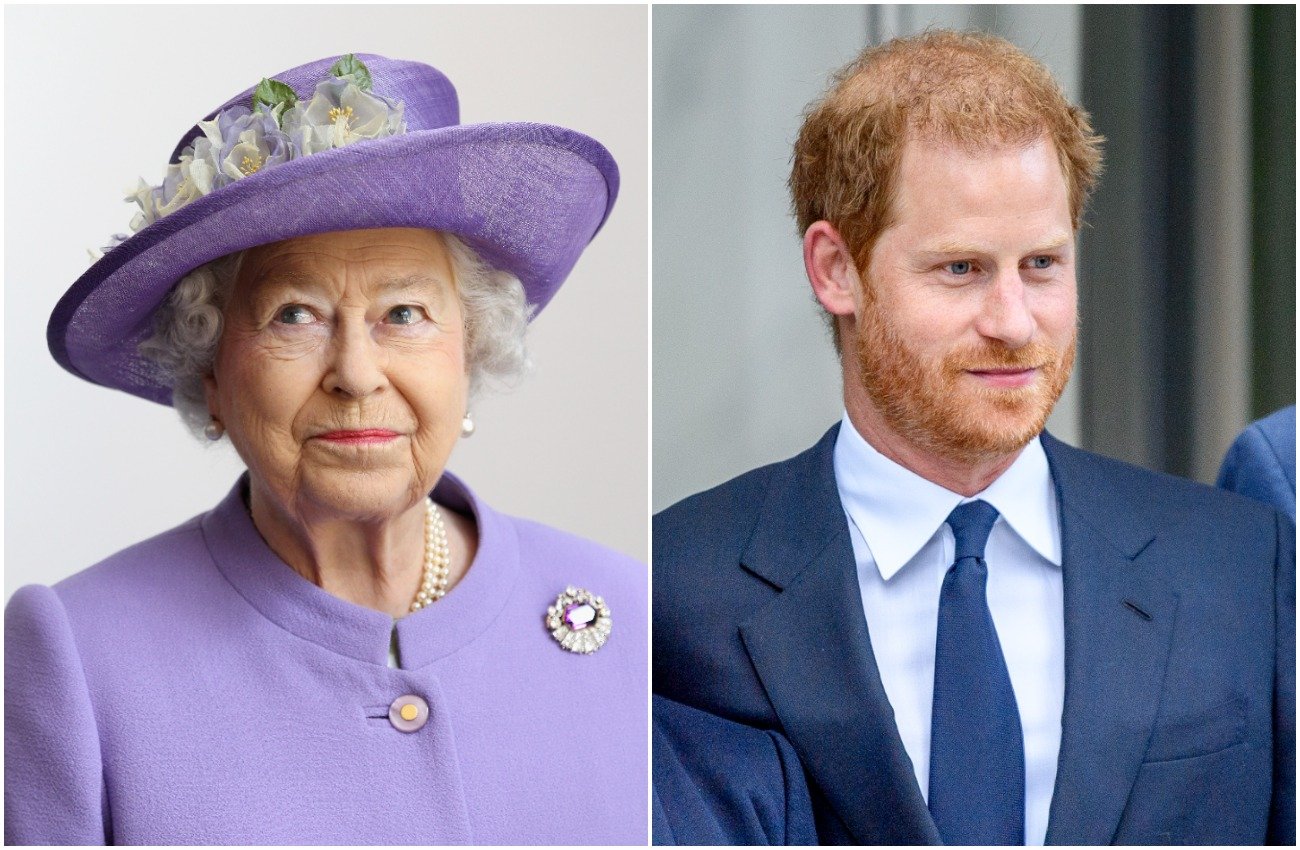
left=9, top=512, right=215, bottom=631
left=5, top=513, right=222, bottom=706
left=504, top=513, right=645, bottom=589
left=490, top=512, right=647, bottom=652
left=440, top=472, right=644, bottom=595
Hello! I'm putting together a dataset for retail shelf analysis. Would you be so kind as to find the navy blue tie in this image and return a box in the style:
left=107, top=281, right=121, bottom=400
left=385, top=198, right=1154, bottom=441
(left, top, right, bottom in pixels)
left=928, top=500, right=1025, bottom=845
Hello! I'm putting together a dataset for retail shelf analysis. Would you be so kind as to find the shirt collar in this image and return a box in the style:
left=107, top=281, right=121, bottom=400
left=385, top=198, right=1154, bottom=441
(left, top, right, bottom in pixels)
left=833, top=412, right=1061, bottom=580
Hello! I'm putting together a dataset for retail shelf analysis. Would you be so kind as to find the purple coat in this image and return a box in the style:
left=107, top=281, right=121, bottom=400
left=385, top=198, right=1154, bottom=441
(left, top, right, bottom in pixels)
left=5, top=474, right=648, bottom=845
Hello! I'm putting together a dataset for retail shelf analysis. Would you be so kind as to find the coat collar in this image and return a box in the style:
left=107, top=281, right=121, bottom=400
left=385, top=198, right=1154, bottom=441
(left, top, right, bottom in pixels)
left=738, top=423, right=942, bottom=844
left=201, top=470, right=519, bottom=669
left=736, top=426, right=1177, bottom=845
left=738, top=424, right=845, bottom=592
left=1039, top=433, right=1177, bottom=845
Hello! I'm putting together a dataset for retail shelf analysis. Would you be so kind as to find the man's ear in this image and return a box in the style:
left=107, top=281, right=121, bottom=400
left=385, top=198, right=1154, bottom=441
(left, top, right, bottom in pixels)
left=804, top=220, right=861, bottom=317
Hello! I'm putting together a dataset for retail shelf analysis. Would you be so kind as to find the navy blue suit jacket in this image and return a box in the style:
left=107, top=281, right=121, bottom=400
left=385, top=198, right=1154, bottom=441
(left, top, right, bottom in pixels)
left=653, top=696, right=817, bottom=845
left=654, top=424, right=1295, bottom=845
left=1218, top=405, right=1296, bottom=522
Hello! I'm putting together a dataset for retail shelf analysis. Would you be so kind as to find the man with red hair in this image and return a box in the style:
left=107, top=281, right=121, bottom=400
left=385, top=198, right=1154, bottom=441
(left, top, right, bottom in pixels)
left=654, top=31, right=1293, bottom=845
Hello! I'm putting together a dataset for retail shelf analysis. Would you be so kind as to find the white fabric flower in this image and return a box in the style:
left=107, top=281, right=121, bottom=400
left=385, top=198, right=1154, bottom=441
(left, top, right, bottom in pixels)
left=126, top=178, right=161, bottom=232
left=283, top=76, right=405, bottom=153
left=153, top=139, right=218, bottom=220
left=124, top=140, right=216, bottom=233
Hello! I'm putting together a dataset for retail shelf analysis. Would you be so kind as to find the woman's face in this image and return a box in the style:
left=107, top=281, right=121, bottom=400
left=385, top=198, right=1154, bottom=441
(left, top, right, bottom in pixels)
left=206, top=228, right=469, bottom=523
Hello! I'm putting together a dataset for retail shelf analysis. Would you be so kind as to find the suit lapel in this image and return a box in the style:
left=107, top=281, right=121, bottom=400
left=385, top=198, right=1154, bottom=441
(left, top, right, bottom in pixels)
left=1041, top=434, right=1178, bottom=845
left=738, top=425, right=940, bottom=845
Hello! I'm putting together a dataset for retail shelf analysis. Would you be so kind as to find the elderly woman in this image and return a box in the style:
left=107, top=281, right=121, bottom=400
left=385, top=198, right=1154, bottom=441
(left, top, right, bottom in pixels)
left=6, top=54, right=646, bottom=844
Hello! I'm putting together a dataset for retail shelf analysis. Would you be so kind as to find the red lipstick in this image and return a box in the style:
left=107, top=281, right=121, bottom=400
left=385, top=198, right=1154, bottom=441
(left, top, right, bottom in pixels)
left=315, top=429, right=400, bottom=445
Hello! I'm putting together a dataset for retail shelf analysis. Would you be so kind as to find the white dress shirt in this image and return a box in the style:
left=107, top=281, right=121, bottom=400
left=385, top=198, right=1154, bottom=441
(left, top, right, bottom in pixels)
left=833, top=413, right=1064, bottom=846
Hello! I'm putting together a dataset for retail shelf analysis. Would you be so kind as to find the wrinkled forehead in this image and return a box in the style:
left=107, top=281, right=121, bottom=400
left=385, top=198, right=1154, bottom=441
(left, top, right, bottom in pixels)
left=237, top=227, right=456, bottom=293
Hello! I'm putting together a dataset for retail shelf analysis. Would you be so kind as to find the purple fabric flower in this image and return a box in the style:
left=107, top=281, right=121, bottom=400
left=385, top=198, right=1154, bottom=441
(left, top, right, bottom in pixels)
left=196, top=106, right=295, bottom=188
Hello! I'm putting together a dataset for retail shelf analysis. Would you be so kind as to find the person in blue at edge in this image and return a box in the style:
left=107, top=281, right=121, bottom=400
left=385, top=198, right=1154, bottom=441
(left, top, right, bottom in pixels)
left=1218, top=406, right=1296, bottom=522
left=653, top=31, right=1295, bottom=846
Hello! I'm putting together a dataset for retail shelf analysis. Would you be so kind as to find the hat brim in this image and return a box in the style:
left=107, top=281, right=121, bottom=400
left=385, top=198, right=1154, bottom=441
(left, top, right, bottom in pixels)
left=48, top=122, right=618, bottom=406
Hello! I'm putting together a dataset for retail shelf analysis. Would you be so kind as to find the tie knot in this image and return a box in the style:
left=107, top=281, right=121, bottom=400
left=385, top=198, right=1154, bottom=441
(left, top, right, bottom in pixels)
left=946, top=499, right=1000, bottom=561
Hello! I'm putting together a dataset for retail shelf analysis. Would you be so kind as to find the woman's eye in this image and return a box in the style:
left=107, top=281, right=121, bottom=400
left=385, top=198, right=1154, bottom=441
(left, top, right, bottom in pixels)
left=386, top=305, right=427, bottom=325
left=948, top=260, right=973, bottom=275
left=276, top=305, right=314, bottom=325
left=1029, top=255, right=1055, bottom=270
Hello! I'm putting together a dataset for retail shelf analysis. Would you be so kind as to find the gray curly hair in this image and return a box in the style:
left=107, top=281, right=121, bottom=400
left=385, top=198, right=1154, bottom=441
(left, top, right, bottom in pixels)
left=138, top=233, right=533, bottom=438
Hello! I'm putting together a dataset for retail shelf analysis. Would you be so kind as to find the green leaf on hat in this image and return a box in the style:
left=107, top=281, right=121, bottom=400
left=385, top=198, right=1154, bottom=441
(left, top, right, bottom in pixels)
left=329, top=54, right=372, bottom=91
left=252, top=78, right=298, bottom=116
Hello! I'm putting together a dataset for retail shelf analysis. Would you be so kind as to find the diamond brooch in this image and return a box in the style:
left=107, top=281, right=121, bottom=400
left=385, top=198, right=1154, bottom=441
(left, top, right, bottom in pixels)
left=546, top=586, right=612, bottom=654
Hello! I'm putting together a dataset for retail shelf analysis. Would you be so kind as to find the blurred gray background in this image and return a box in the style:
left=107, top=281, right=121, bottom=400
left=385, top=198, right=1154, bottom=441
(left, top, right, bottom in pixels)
left=653, top=4, right=1295, bottom=511
left=6, top=5, right=648, bottom=597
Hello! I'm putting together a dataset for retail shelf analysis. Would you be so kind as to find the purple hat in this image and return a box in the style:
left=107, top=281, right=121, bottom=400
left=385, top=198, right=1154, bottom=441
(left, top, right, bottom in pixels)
left=47, top=53, right=619, bottom=406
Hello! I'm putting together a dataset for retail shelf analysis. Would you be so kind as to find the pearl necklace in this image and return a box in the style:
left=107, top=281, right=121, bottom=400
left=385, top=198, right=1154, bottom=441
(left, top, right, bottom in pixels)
left=410, top=498, right=451, bottom=612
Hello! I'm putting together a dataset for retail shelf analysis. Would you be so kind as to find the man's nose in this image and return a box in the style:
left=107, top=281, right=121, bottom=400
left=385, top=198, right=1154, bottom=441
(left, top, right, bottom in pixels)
left=322, top=318, right=387, bottom=398
left=974, top=269, right=1036, bottom=348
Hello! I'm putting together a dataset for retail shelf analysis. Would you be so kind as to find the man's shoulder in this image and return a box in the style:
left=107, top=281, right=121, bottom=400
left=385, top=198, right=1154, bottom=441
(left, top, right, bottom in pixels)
left=654, top=461, right=775, bottom=542
left=1049, top=433, right=1268, bottom=504
left=1217, top=406, right=1296, bottom=518
left=1252, top=404, right=1297, bottom=452
left=654, top=426, right=839, bottom=562
left=1044, top=433, right=1287, bottom=548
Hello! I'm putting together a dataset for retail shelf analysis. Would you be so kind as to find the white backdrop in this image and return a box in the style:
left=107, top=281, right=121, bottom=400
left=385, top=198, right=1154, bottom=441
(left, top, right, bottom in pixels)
left=4, top=5, right=648, bottom=597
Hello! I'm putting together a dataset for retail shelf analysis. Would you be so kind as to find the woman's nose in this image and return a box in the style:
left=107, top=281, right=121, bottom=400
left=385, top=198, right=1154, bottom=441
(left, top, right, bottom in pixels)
left=322, top=319, right=387, bottom=398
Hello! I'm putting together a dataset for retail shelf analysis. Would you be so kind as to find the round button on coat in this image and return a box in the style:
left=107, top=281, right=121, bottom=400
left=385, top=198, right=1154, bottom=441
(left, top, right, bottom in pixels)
left=388, top=695, right=429, bottom=732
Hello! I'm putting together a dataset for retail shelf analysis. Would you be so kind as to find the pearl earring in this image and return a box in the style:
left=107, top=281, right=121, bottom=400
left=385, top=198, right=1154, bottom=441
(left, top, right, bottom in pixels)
left=461, top=412, right=475, bottom=438
left=204, top=419, right=224, bottom=441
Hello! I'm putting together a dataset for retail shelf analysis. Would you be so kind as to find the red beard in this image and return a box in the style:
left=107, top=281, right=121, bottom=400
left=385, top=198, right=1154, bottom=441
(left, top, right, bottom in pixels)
left=854, top=297, right=1075, bottom=465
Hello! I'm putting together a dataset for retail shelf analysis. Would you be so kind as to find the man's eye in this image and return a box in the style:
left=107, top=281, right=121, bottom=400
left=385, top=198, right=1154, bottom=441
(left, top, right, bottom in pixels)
left=1029, top=255, right=1055, bottom=269
left=276, top=305, right=314, bottom=324
left=948, top=261, right=973, bottom=275
left=386, top=305, right=426, bottom=325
